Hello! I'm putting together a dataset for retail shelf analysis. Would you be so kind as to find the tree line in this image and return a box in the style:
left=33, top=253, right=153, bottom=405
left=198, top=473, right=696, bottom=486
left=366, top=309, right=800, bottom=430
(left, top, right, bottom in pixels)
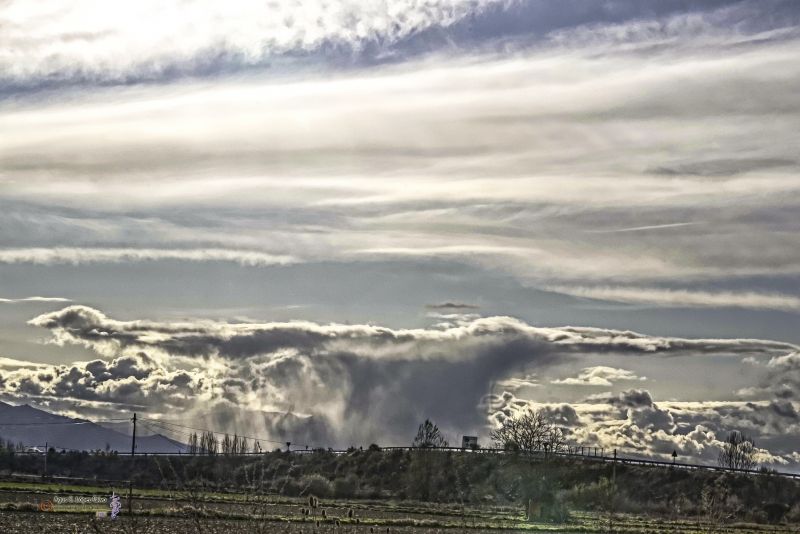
left=415, top=409, right=760, bottom=471
left=186, top=431, right=264, bottom=455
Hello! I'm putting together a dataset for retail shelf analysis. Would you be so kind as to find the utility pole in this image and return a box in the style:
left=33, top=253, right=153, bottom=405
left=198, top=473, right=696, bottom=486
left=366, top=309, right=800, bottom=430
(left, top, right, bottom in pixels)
left=43, top=441, right=47, bottom=478
left=128, top=413, right=137, bottom=516
left=609, top=449, right=617, bottom=534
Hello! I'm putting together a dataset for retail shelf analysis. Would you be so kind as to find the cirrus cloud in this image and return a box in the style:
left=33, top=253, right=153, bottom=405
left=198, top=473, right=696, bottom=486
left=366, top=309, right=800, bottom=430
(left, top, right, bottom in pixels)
left=547, top=286, right=800, bottom=313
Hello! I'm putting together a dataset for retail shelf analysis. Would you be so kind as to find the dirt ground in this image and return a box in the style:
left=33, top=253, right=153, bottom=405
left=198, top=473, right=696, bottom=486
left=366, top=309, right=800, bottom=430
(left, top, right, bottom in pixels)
left=0, top=511, right=561, bottom=534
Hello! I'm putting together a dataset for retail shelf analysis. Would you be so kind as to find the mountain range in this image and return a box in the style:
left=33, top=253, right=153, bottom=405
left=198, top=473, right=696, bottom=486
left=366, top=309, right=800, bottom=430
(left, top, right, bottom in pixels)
left=0, top=401, right=186, bottom=453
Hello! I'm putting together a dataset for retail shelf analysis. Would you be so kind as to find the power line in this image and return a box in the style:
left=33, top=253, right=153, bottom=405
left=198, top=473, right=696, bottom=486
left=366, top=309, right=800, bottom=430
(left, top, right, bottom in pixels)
left=137, top=420, right=273, bottom=455
left=0, top=414, right=308, bottom=450
left=143, top=418, right=287, bottom=447
left=136, top=420, right=193, bottom=445
left=0, top=419, right=128, bottom=427
left=140, top=417, right=305, bottom=449
left=137, top=420, right=191, bottom=440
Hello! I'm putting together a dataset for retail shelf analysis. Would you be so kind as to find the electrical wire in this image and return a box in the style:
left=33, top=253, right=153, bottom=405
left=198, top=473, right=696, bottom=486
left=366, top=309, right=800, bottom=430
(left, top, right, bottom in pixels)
left=140, top=417, right=308, bottom=449
left=137, top=420, right=271, bottom=454
left=0, top=414, right=313, bottom=451
left=0, top=418, right=129, bottom=426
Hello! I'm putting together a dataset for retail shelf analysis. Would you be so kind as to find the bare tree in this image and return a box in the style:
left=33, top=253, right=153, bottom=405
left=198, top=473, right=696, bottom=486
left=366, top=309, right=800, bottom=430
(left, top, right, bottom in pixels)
left=413, top=419, right=448, bottom=448
left=717, top=431, right=757, bottom=471
left=199, top=431, right=218, bottom=455
left=222, top=433, right=234, bottom=455
left=491, top=409, right=565, bottom=453
left=701, top=479, right=737, bottom=533
left=188, top=432, right=199, bottom=455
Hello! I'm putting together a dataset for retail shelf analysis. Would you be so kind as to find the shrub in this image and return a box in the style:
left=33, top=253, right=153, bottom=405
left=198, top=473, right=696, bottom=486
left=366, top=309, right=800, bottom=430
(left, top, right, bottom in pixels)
left=566, top=479, right=611, bottom=511
left=333, top=475, right=358, bottom=498
left=762, top=502, right=789, bottom=524
left=787, top=501, right=800, bottom=523
left=528, top=491, right=570, bottom=523
left=302, top=474, right=333, bottom=498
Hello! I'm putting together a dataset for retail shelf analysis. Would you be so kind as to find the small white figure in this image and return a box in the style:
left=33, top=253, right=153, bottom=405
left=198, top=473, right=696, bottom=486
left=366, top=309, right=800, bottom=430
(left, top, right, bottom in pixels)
left=110, top=492, right=121, bottom=519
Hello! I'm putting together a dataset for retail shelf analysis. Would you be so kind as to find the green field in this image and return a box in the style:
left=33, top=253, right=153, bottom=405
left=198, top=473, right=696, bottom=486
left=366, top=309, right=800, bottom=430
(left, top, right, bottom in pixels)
left=0, top=480, right=796, bottom=534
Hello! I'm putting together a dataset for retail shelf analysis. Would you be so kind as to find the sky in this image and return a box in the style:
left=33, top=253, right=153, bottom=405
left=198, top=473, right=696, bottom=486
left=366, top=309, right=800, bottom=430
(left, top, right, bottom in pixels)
left=0, top=0, right=799, bottom=466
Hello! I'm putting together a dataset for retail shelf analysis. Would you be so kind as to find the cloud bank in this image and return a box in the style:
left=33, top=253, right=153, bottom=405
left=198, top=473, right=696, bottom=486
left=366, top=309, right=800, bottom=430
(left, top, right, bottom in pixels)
left=487, top=389, right=797, bottom=466
left=1, top=305, right=795, bottom=462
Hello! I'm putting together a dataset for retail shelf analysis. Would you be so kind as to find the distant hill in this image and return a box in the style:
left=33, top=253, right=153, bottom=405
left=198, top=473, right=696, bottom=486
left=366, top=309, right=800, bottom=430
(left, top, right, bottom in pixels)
left=0, top=402, right=186, bottom=453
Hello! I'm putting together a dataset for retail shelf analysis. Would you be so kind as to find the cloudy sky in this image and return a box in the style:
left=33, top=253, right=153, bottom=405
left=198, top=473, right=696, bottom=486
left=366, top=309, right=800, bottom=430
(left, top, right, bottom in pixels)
left=1, top=0, right=799, bottom=466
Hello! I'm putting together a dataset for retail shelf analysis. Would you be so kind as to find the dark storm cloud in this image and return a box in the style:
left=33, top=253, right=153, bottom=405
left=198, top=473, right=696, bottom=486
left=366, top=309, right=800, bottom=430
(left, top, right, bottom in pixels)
left=21, top=306, right=579, bottom=444
left=540, top=404, right=580, bottom=427
left=29, top=306, right=797, bottom=361
left=606, top=388, right=655, bottom=409
left=8, top=305, right=797, bottom=448
left=331, top=335, right=558, bottom=439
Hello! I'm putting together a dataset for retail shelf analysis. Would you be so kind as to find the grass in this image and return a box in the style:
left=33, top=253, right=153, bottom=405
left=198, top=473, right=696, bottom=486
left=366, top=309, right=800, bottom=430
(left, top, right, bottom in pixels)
left=1, top=506, right=796, bottom=534
left=0, top=479, right=796, bottom=534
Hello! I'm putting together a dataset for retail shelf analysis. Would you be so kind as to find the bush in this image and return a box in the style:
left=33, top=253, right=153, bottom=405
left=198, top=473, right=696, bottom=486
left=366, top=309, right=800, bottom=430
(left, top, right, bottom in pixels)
left=281, top=473, right=333, bottom=497
left=302, top=474, right=333, bottom=498
left=565, top=479, right=612, bottom=511
left=762, top=502, right=789, bottom=524
left=333, top=475, right=358, bottom=498
left=787, top=502, right=800, bottom=523
left=527, top=491, right=570, bottom=523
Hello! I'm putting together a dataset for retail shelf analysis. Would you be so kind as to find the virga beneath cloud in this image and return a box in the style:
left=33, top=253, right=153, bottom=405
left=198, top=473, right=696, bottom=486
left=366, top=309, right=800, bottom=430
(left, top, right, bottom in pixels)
left=0, top=305, right=794, bottom=462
